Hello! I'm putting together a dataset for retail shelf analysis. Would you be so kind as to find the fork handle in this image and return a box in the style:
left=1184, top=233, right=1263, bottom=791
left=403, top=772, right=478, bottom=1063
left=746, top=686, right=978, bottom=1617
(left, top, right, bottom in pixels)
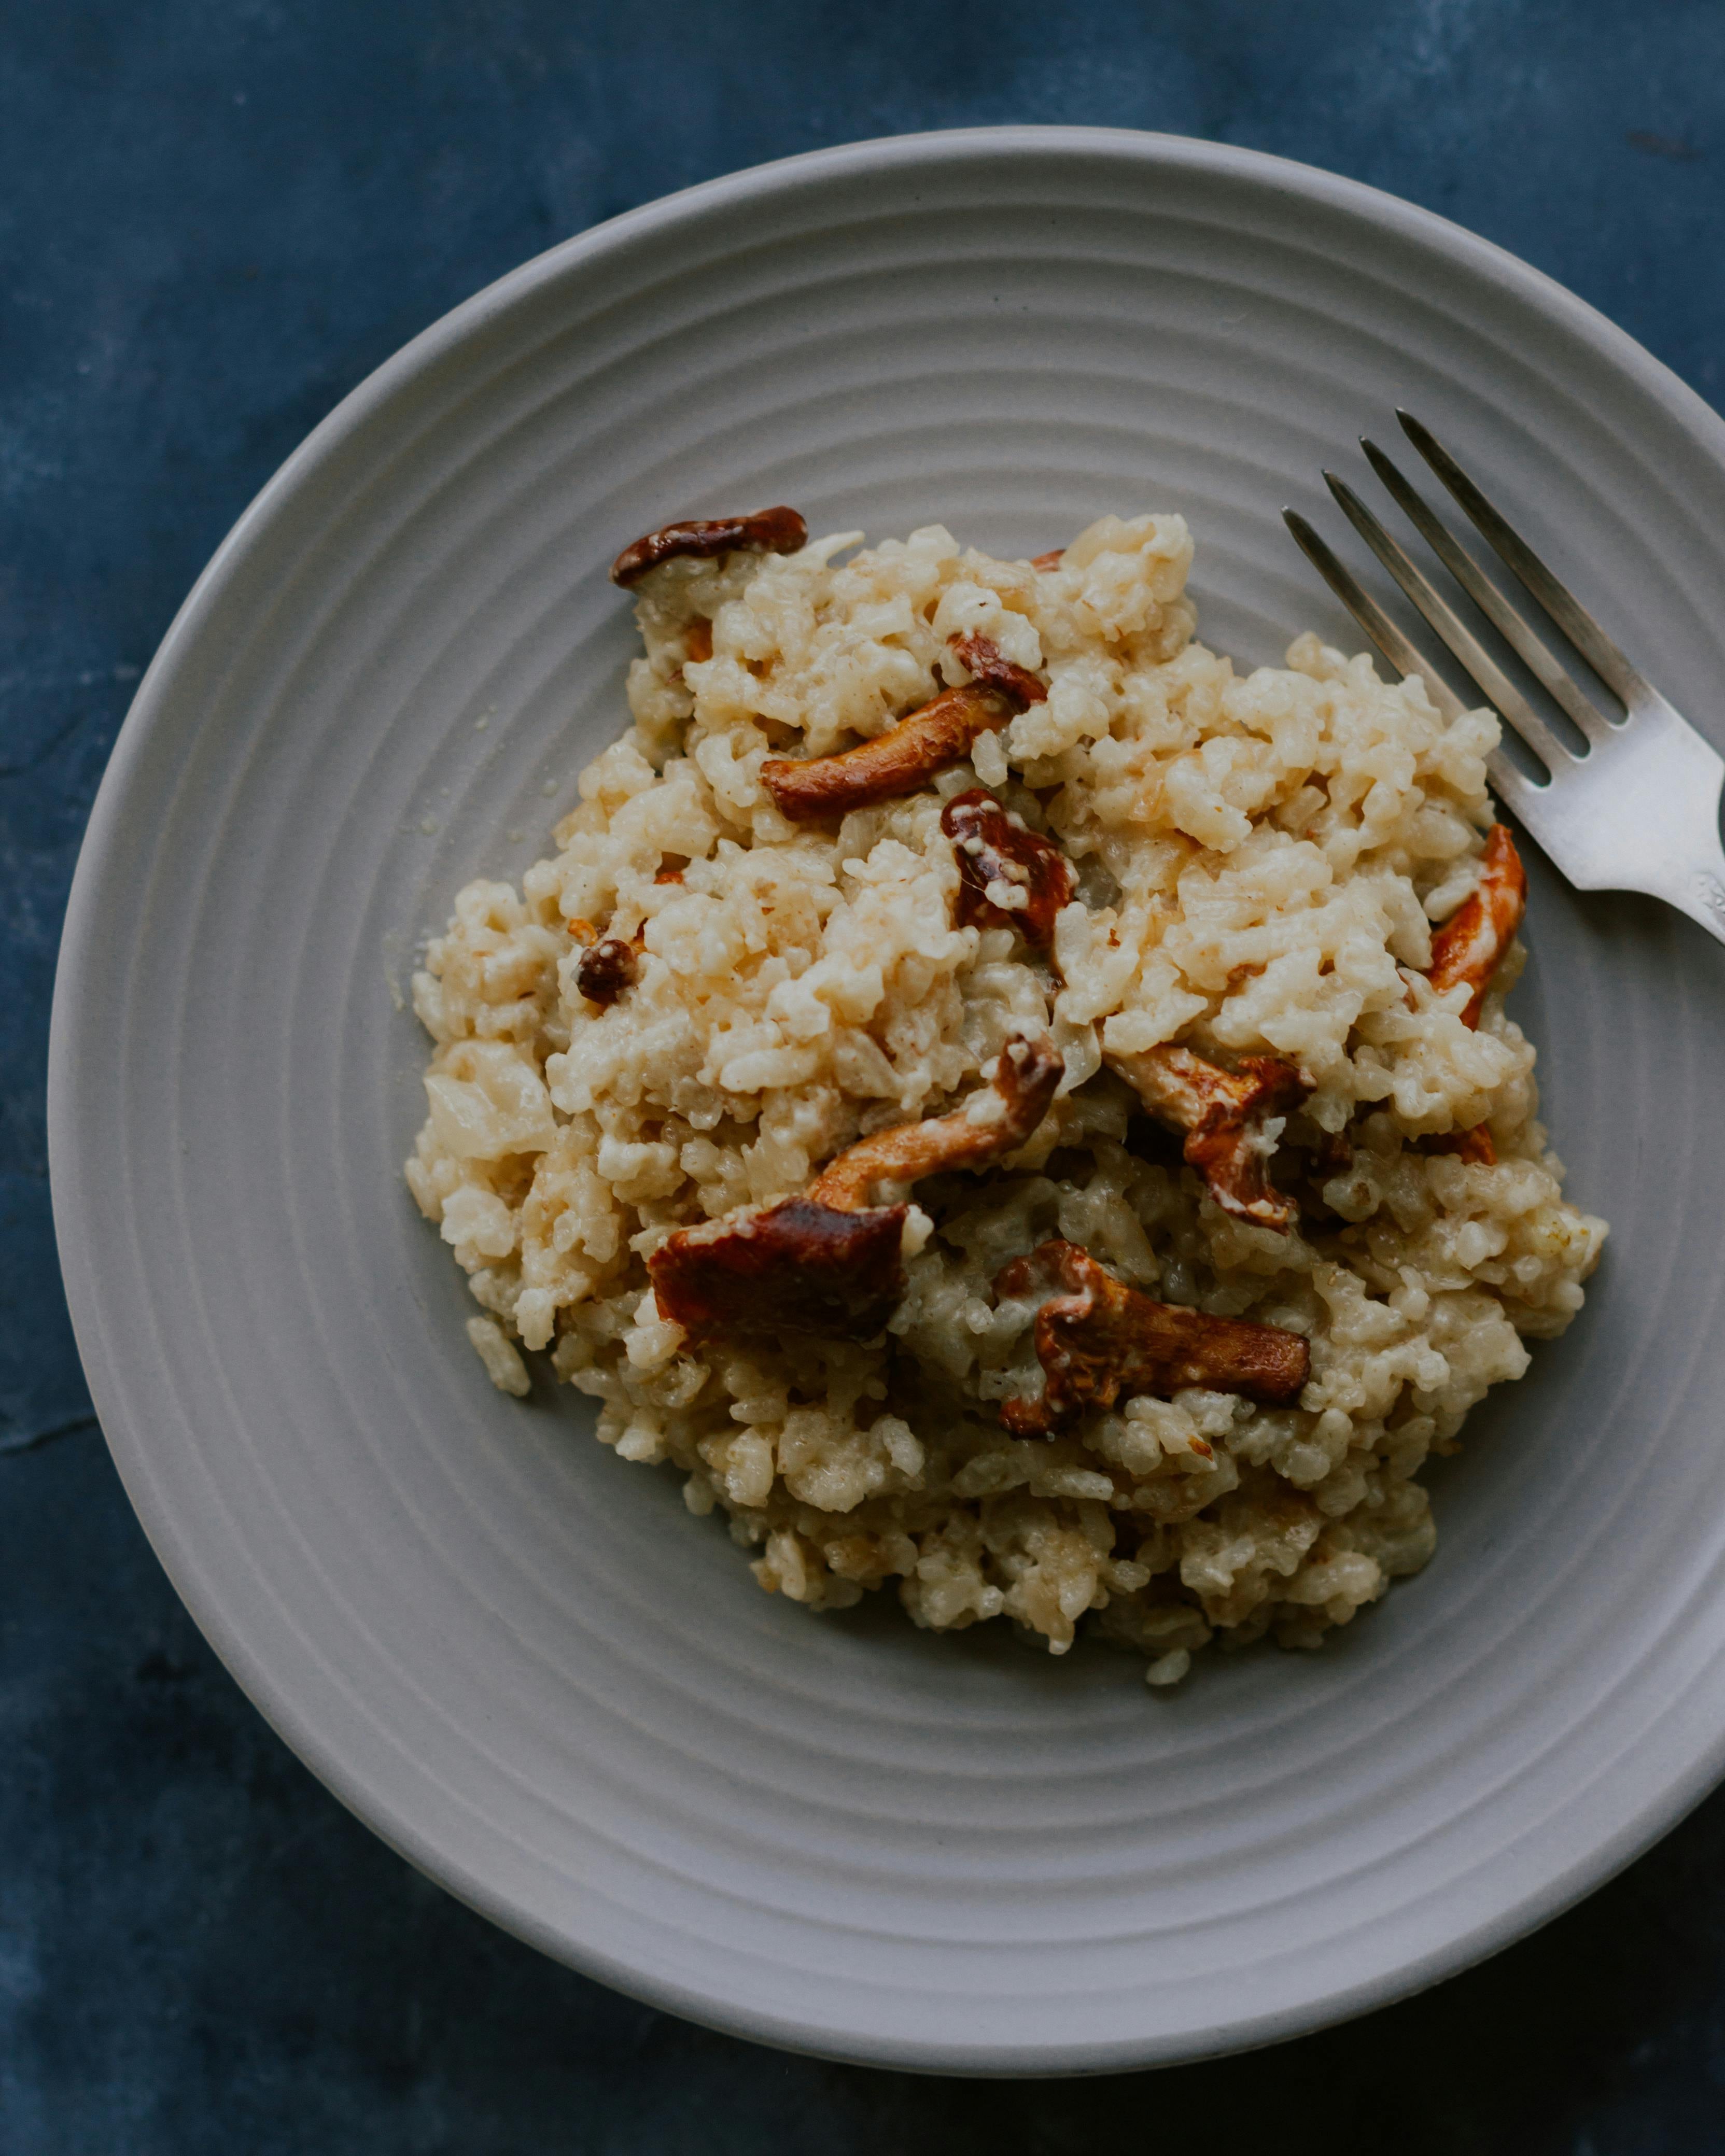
left=1670, top=858, right=1725, bottom=946
left=1622, top=699, right=1725, bottom=948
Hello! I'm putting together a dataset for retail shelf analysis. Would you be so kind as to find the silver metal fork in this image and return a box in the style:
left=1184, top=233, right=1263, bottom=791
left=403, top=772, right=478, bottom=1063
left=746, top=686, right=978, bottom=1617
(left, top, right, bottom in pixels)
left=1283, top=411, right=1725, bottom=947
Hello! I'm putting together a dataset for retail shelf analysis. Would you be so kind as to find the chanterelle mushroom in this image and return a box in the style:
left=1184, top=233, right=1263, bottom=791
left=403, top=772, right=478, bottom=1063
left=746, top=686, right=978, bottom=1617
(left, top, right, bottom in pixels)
left=762, top=633, right=1046, bottom=823
left=805, top=1036, right=1063, bottom=1208
left=609, top=506, right=808, bottom=589
left=1428, top=823, right=1527, bottom=1028
left=945, top=630, right=1048, bottom=711
left=994, top=1239, right=1311, bottom=1437
left=644, top=1197, right=909, bottom=1344
left=941, top=788, right=1075, bottom=950
left=648, top=1036, right=1063, bottom=1342
left=1106, top=1043, right=1312, bottom=1231
left=574, top=937, right=637, bottom=1007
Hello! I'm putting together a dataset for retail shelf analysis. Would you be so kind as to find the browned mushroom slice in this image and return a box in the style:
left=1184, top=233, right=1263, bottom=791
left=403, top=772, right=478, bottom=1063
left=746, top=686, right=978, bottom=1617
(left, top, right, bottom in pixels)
left=994, top=1239, right=1310, bottom=1437
left=1106, top=1043, right=1312, bottom=1231
left=762, top=683, right=1015, bottom=823
left=648, top=1038, right=1062, bottom=1342
left=947, top=631, right=1048, bottom=709
left=940, top=788, right=1075, bottom=949
left=609, top=507, right=808, bottom=589
left=648, top=1196, right=907, bottom=1342
left=807, top=1035, right=1063, bottom=1208
left=575, top=937, right=637, bottom=1006
left=761, top=633, right=1047, bottom=823
left=1427, top=823, right=1527, bottom=1028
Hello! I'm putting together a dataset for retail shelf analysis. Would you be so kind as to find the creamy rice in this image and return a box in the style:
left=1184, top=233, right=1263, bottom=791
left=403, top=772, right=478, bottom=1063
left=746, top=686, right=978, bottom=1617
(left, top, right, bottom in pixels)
left=406, top=511, right=1606, bottom=1683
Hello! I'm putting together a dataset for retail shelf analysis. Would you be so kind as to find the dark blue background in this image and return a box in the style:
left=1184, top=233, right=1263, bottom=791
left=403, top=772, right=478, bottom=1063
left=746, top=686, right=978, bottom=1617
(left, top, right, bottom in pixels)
left=6, top=3, right=1725, bottom=2146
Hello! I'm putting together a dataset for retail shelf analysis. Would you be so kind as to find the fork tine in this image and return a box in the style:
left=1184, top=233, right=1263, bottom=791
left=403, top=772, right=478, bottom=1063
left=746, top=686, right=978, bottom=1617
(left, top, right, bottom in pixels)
left=1396, top=411, right=1651, bottom=707
left=1360, top=439, right=1616, bottom=748
left=1282, top=507, right=1546, bottom=827
left=1323, top=471, right=1578, bottom=776
left=1280, top=510, right=1467, bottom=721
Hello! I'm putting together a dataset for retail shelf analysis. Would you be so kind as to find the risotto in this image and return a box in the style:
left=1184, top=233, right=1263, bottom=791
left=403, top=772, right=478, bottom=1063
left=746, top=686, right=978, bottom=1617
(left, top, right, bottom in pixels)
left=405, top=505, right=1606, bottom=1685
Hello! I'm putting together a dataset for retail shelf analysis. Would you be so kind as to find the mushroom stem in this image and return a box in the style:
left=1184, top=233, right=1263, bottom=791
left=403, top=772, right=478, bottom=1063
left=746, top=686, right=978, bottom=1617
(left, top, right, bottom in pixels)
left=763, top=633, right=1048, bottom=822
left=1106, top=1042, right=1311, bottom=1231
left=610, top=506, right=807, bottom=588
left=808, top=1036, right=1062, bottom=1209
left=1427, top=823, right=1526, bottom=1028
left=649, top=1036, right=1063, bottom=1342
left=995, top=1240, right=1310, bottom=1436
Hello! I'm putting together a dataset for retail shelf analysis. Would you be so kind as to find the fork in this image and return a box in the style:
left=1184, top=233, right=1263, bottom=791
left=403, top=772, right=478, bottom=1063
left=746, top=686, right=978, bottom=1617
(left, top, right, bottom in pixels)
left=1283, top=411, right=1725, bottom=948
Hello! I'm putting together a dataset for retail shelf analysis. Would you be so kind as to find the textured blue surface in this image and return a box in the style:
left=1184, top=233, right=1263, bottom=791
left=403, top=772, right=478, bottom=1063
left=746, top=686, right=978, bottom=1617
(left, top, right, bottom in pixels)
left=7, top=2, right=1725, bottom=2145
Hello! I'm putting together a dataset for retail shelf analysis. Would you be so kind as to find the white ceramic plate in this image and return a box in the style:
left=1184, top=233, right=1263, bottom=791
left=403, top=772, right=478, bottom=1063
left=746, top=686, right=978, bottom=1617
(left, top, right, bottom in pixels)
left=49, top=127, right=1725, bottom=2074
